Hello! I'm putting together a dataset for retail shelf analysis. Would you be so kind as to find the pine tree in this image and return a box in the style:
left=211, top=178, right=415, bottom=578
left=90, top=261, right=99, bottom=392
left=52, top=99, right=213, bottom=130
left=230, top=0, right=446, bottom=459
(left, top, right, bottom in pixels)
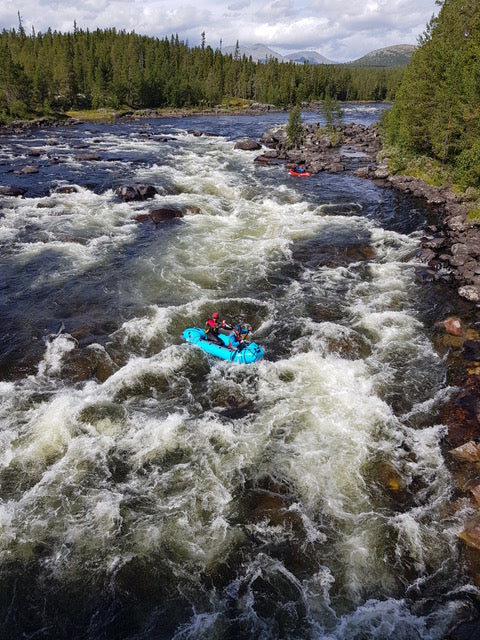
left=286, top=104, right=303, bottom=148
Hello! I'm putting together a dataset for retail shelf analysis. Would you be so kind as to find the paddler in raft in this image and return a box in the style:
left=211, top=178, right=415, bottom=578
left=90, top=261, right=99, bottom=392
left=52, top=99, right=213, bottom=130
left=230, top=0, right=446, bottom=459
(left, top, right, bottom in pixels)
left=204, top=311, right=226, bottom=345
left=228, top=325, right=247, bottom=352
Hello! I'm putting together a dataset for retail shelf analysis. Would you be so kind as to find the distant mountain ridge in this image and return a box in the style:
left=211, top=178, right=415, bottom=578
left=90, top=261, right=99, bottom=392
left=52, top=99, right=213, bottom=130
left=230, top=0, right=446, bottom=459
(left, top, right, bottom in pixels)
left=222, top=43, right=337, bottom=64
left=283, top=50, right=336, bottom=65
left=348, top=44, right=416, bottom=67
left=221, top=43, right=415, bottom=67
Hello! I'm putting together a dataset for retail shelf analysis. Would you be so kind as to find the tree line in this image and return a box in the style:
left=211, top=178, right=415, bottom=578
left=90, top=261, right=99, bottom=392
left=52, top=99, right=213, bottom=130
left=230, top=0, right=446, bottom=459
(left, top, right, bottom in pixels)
left=0, top=23, right=405, bottom=121
left=384, top=0, right=480, bottom=188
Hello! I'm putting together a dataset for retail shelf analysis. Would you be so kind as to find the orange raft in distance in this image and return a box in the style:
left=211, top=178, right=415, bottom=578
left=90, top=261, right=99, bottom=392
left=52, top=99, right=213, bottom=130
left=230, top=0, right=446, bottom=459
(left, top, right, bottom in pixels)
left=288, top=167, right=311, bottom=177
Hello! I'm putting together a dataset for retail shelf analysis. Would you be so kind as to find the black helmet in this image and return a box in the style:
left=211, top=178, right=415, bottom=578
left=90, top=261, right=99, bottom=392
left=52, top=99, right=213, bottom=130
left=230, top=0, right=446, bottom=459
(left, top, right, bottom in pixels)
left=234, top=324, right=242, bottom=332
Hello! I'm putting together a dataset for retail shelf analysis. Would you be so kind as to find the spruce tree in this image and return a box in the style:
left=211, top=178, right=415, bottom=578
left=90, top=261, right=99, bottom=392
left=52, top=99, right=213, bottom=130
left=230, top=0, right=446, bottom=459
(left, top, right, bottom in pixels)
left=286, top=104, right=303, bottom=148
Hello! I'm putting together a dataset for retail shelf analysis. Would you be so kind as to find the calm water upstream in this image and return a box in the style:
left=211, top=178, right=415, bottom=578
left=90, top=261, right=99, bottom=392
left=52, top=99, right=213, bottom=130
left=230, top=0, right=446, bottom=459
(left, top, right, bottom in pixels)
left=0, top=105, right=478, bottom=639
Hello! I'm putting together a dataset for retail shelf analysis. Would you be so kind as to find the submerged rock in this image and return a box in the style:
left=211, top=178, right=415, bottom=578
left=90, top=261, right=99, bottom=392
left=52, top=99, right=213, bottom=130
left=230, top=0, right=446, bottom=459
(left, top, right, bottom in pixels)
left=15, top=165, right=39, bottom=174
left=442, top=376, right=480, bottom=447
left=135, top=207, right=183, bottom=223
left=436, top=316, right=463, bottom=337
left=135, top=203, right=201, bottom=224
left=60, top=344, right=118, bottom=383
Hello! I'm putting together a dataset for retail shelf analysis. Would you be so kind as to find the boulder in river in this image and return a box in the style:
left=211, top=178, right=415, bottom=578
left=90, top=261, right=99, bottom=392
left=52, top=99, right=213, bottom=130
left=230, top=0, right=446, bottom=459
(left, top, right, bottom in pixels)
left=0, top=185, right=27, bottom=196
left=235, top=138, right=262, bottom=151
left=76, top=153, right=101, bottom=161
left=135, top=206, right=186, bottom=223
left=54, top=185, right=79, bottom=194
left=115, top=184, right=158, bottom=202
left=450, top=441, right=480, bottom=463
left=254, top=153, right=278, bottom=165
left=437, top=316, right=463, bottom=337
left=15, top=165, right=39, bottom=174
left=60, top=344, right=118, bottom=383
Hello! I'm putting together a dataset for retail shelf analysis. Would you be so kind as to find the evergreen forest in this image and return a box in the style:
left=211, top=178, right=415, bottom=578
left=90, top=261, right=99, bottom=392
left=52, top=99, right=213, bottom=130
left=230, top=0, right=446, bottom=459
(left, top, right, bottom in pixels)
left=384, top=0, right=480, bottom=188
left=0, top=22, right=405, bottom=122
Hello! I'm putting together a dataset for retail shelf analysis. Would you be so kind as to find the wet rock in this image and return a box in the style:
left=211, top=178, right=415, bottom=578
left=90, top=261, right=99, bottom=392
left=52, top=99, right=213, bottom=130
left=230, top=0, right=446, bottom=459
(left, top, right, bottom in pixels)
left=325, top=161, right=345, bottom=173
left=60, top=343, right=118, bottom=383
left=78, top=401, right=127, bottom=426
left=234, top=138, right=262, bottom=151
left=422, top=236, right=447, bottom=251
left=459, top=513, right=480, bottom=550
left=149, top=207, right=184, bottom=222
left=437, top=316, right=463, bottom=337
left=442, top=376, right=480, bottom=447
left=137, top=184, right=158, bottom=199
left=414, top=247, right=437, bottom=264
left=260, top=127, right=287, bottom=146
left=135, top=206, right=185, bottom=223
left=184, top=204, right=201, bottom=214
left=459, top=285, right=480, bottom=303
left=60, top=350, right=96, bottom=382
left=450, top=441, right=480, bottom=463
left=15, top=165, right=39, bottom=174
left=375, top=461, right=407, bottom=492
left=0, top=185, right=27, bottom=196
left=254, top=154, right=278, bottom=165
left=54, top=185, right=78, bottom=194
left=464, top=340, right=480, bottom=362
left=76, top=153, right=101, bottom=161
left=69, top=325, right=100, bottom=347
left=414, top=267, right=437, bottom=283
left=115, top=184, right=158, bottom=202
left=470, top=483, right=480, bottom=506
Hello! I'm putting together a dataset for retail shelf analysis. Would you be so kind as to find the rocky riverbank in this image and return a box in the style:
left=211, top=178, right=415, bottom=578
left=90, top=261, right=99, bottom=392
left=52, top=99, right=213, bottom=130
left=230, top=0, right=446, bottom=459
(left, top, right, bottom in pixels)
left=0, top=102, right=286, bottom=136
left=257, top=120, right=480, bottom=304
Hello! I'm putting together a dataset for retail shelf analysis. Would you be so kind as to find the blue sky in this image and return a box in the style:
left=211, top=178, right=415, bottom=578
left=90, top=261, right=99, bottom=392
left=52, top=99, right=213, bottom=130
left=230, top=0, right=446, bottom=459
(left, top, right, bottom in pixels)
left=1, top=0, right=440, bottom=62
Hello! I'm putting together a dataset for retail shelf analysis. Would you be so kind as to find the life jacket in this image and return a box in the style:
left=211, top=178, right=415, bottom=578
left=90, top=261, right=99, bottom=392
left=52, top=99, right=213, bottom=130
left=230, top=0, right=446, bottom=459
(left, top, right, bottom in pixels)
left=205, top=318, right=219, bottom=334
left=229, top=330, right=242, bottom=349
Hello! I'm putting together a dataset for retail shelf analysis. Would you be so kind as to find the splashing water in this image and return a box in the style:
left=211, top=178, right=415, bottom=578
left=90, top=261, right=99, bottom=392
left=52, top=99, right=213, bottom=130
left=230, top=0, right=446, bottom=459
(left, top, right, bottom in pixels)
left=0, top=108, right=477, bottom=639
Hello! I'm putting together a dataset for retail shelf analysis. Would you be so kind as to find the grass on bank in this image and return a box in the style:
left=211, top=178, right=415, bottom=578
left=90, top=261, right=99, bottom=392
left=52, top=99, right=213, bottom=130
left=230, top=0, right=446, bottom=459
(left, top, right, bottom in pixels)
left=66, top=99, right=255, bottom=122
left=66, top=108, right=125, bottom=121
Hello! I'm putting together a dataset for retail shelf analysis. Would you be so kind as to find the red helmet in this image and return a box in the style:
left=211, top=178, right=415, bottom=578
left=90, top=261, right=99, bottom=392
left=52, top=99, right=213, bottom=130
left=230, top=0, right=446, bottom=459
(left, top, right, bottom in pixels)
left=212, top=312, right=219, bottom=319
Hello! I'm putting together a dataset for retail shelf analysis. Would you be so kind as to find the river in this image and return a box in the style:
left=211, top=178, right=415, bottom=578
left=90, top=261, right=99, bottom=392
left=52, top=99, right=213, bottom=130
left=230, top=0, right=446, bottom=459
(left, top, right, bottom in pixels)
left=0, top=104, right=478, bottom=639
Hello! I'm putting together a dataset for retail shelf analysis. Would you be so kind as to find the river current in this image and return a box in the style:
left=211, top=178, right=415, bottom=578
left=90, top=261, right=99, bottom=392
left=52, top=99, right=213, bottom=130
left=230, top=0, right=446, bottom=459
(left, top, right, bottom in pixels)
left=0, top=105, right=478, bottom=639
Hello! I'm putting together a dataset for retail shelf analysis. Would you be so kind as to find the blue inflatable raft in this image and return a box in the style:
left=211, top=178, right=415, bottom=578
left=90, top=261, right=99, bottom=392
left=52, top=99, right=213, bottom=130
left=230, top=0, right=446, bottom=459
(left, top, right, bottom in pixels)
left=183, top=328, right=264, bottom=364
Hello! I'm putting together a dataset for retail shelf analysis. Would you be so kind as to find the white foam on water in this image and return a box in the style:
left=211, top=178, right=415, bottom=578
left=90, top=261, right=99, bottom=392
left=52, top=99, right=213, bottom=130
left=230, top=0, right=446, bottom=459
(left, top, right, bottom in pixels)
left=0, top=120, right=473, bottom=637
left=1, top=192, right=139, bottom=294
left=37, top=334, right=77, bottom=377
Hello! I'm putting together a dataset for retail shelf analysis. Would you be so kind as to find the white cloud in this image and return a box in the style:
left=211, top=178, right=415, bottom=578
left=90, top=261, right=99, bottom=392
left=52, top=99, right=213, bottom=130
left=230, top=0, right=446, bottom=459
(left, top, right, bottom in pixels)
left=1, top=0, right=439, bottom=61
